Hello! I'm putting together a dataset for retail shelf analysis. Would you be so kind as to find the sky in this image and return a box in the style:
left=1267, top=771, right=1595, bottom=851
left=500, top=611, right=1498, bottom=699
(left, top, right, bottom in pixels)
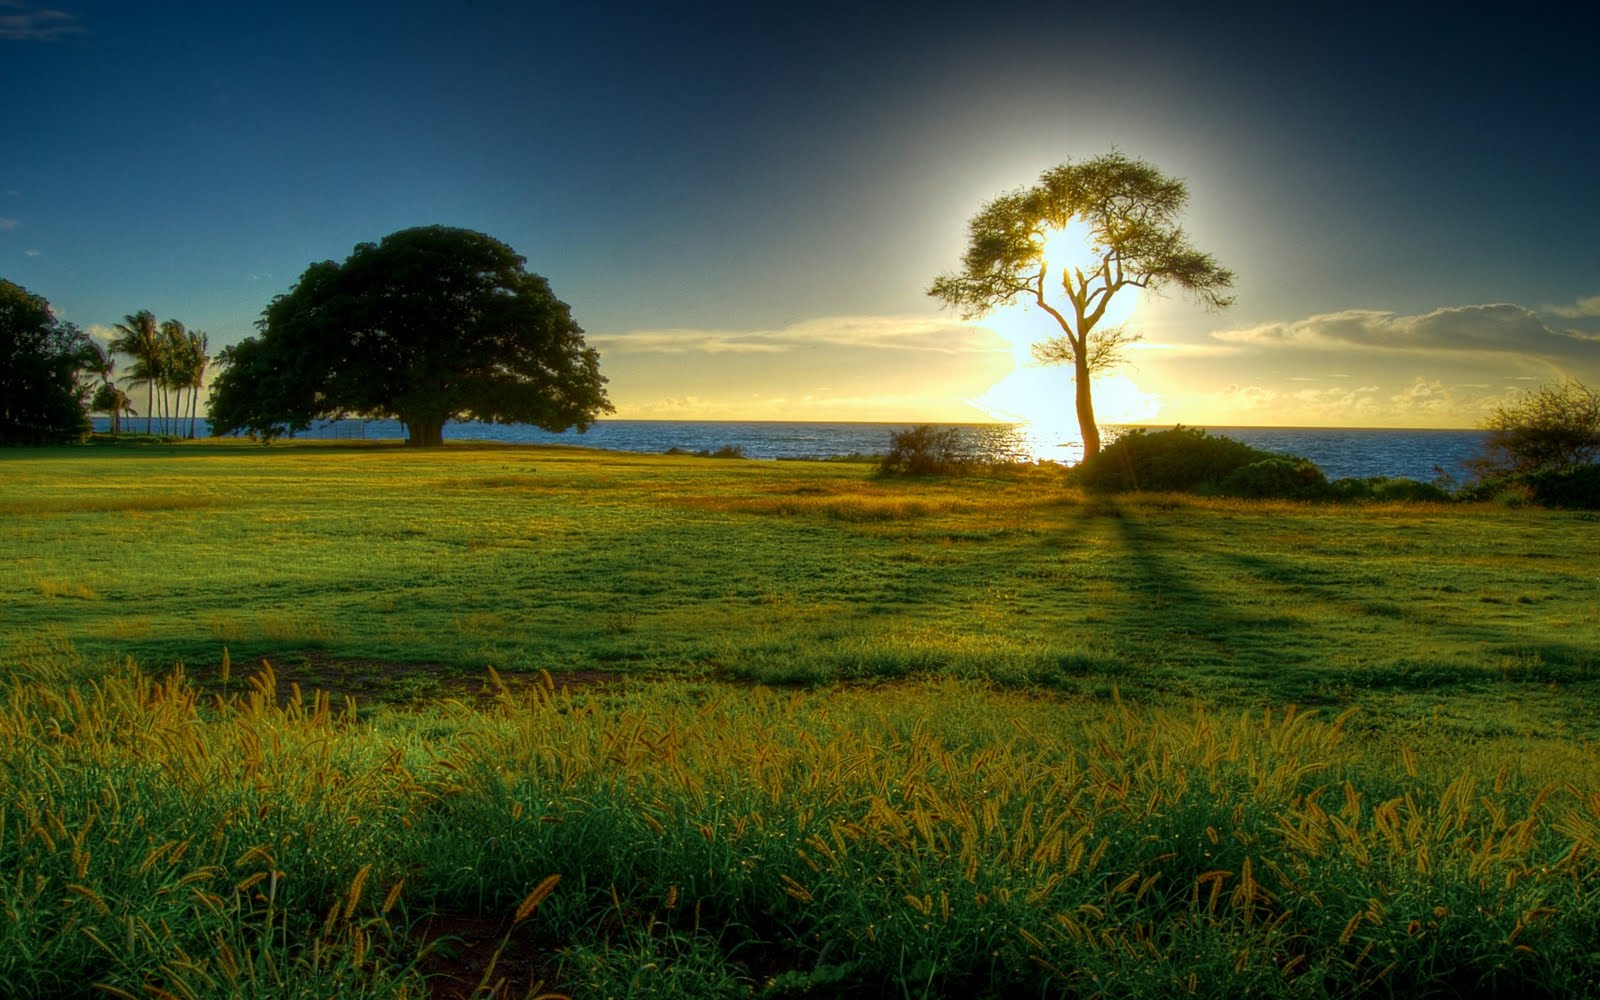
left=4, top=0, right=1598, bottom=433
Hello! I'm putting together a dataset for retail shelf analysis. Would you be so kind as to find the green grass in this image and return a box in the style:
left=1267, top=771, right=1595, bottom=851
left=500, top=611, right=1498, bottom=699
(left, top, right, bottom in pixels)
left=3, top=440, right=1599, bottom=996
left=3, top=440, right=1597, bottom=734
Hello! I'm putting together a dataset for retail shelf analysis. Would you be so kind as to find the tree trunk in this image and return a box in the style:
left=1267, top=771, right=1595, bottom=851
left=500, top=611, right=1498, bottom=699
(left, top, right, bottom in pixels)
left=404, top=417, right=446, bottom=447
left=1075, top=354, right=1100, bottom=460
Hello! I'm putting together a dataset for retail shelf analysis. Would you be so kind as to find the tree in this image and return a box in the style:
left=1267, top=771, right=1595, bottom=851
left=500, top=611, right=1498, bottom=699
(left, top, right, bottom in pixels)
left=80, top=339, right=137, bottom=436
left=929, top=151, right=1234, bottom=459
left=1469, top=379, right=1600, bottom=477
left=90, top=381, right=137, bottom=435
left=109, top=309, right=162, bottom=435
left=158, top=319, right=188, bottom=435
left=189, top=330, right=211, bottom=438
left=0, top=279, right=96, bottom=444
left=209, top=226, right=613, bottom=445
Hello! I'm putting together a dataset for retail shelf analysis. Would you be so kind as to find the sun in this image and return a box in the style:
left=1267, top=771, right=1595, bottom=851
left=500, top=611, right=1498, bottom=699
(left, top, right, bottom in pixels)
left=965, top=220, right=1155, bottom=458
left=1034, top=219, right=1141, bottom=329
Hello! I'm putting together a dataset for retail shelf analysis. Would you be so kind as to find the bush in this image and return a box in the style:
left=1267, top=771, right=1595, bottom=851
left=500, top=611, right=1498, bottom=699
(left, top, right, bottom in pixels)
left=1218, top=457, right=1332, bottom=500
left=1070, top=426, right=1305, bottom=494
left=1461, top=464, right=1600, bottom=510
left=877, top=425, right=969, bottom=476
left=1330, top=477, right=1453, bottom=504
left=1469, top=379, right=1600, bottom=477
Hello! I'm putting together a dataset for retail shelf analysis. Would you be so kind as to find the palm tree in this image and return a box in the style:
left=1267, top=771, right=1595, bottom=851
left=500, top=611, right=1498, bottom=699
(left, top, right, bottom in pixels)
left=109, top=310, right=161, bottom=434
left=159, top=320, right=188, bottom=435
left=183, top=330, right=211, bottom=438
left=90, top=382, right=137, bottom=435
left=79, top=339, right=133, bottom=435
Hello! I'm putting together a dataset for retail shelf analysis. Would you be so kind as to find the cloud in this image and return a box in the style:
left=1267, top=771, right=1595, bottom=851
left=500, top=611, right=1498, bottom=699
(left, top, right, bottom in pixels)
left=589, top=314, right=1000, bottom=357
left=590, top=329, right=787, bottom=354
left=0, top=2, right=83, bottom=40
left=1208, top=376, right=1517, bottom=426
left=0, top=217, right=17, bottom=231
left=24, top=248, right=40, bottom=256
left=1213, top=304, right=1586, bottom=359
left=1124, top=341, right=1239, bottom=359
left=1549, top=294, right=1600, bottom=319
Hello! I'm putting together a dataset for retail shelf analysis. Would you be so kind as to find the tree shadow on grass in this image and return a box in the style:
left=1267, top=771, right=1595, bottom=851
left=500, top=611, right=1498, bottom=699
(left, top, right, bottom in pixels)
left=1046, top=497, right=1312, bottom=704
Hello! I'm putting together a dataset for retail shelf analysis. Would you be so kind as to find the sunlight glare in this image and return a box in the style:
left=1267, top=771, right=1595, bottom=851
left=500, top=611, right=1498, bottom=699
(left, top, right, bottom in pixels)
left=972, top=368, right=1161, bottom=463
left=1036, top=219, right=1141, bottom=328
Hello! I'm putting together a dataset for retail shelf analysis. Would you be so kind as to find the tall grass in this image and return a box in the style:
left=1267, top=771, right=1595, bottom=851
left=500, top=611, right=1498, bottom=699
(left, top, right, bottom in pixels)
left=3, top=659, right=1598, bottom=997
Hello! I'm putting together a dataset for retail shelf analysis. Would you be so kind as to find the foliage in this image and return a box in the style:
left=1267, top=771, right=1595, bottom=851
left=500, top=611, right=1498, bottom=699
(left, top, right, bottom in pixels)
left=1460, top=463, right=1600, bottom=510
left=0, top=278, right=96, bottom=445
left=1070, top=426, right=1291, bottom=493
left=928, top=151, right=1233, bottom=458
left=1329, top=476, right=1453, bottom=504
left=88, top=382, right=136, bottom=435
left=1470, top=379, right=1600, bottom=477
left=1217, top=456, right=1332, bottom=500
left=1, top=662, right=1598, bottom=998
left=106, top=311, right=211, bottom=438
left=209, top=225, right=612, bottom=446
left=876, top=424, right=970, bottom=475
left=667, top=444, right=748, bottom=459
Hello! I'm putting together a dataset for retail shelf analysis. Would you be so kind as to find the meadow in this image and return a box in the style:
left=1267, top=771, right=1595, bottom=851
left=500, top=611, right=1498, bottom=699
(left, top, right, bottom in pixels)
left=2, top=441, right=1598, bottom=997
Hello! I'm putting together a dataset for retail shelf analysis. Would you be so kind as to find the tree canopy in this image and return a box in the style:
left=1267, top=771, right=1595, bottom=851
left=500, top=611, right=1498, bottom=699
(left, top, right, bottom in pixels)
left=929, top=151, right=1234, bottom=459
left=0, top=279, right=97, bottom=445
left=210, top=226, right=612, bottom=445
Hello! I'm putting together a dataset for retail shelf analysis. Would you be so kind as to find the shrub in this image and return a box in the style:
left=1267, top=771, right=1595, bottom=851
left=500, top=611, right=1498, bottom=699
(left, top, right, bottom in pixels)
left=1469, top=378, right=1600, bottom=477
left=1330, top=477, right=1453, bottom=504
left=1525, top=463, right=1600, bottom=508
left=877, top=425, right=969, bottom=476
left=1071, top=426, right=1309, bottom=494
left=1218, top=457, right=1332, bottom=500
left=1462, top=464, right=1600, bottom=510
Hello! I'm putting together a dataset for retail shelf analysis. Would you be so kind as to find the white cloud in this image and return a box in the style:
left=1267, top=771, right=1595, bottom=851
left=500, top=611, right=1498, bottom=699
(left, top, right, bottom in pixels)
left=589, top=329, right=787, bottom=354
left=24, top=248, right=40, bottom=257
left=0, top=217, right=17, bottom=231
left=0, top=3, right=82, bottom=40
left=1213, top=304, right=1586, bottom=359
left=590, top=314, right=1000, bottom=357
left=1549, top=294, right=1600, bottom=319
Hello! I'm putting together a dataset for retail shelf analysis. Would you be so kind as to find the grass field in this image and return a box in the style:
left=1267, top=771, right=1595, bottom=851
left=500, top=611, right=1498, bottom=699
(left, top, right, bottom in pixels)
left=2, top=441, right=1598, bottom=997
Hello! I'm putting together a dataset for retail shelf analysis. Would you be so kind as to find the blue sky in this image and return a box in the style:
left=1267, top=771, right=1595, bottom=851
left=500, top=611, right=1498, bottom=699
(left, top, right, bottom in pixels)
left=4, top=1, right=1597, bottom=428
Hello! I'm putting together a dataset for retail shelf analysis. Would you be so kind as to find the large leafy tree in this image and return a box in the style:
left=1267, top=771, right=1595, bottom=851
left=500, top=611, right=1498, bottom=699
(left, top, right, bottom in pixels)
left=0, top=279, right=97, bottom=444
left=930, top=151, right=1234, bottom=459
left=210, top=226, right=612, bottom=446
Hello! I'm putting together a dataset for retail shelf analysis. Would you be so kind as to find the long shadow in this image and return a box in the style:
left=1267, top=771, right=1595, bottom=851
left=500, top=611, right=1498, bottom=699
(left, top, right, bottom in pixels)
left=1192, top=541, right=1600, bottom=693
left=1048, top=497, right=1313, bottom=702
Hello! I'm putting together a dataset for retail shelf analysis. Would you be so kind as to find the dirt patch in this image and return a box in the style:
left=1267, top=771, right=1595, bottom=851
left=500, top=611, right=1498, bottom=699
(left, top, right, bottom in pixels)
left=413, top=912, right=567, bottom=999
left=194, top=651, right=620, bottom=708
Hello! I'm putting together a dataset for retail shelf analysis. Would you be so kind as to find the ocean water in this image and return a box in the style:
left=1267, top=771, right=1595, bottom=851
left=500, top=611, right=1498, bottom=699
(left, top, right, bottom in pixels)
left=93, top=417, right=1486, bottom=484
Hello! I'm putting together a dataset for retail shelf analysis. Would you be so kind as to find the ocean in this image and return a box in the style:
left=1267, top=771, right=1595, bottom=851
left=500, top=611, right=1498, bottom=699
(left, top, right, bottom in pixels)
left=96, top=417, right=1487, bottom=483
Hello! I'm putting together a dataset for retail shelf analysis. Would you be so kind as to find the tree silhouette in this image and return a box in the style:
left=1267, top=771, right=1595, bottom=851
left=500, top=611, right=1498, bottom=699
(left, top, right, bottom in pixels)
left=930, top=151, right=1234, bottom=459
left=210, top=226, right=612, bottom=445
